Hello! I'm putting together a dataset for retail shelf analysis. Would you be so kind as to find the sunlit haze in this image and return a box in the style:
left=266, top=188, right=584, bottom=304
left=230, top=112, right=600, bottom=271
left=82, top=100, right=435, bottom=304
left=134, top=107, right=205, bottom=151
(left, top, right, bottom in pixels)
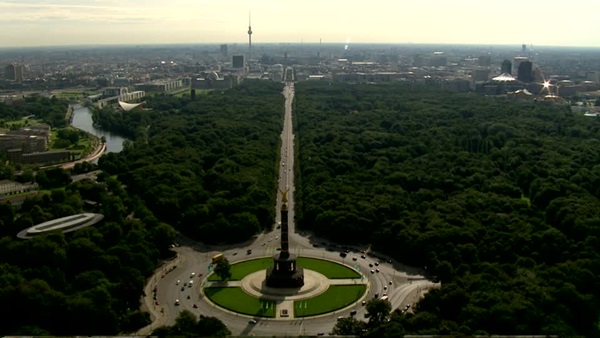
left=0, top=0, right=599, bottom=47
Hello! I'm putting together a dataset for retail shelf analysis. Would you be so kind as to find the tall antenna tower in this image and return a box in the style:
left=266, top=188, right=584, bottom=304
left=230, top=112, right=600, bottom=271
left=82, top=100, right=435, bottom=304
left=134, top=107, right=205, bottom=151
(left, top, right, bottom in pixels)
left=247, top=11, right=253, bottom=62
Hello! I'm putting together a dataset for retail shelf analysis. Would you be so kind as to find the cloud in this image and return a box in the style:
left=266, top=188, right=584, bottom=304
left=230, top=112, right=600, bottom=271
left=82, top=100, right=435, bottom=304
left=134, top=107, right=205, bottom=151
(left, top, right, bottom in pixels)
left=0, top=0, right=214, bottom=24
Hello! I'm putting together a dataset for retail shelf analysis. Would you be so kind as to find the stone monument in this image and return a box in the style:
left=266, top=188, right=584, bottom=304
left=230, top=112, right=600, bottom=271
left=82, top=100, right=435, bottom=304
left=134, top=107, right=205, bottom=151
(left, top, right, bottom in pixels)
left=265, top=188, right=304, bottom=288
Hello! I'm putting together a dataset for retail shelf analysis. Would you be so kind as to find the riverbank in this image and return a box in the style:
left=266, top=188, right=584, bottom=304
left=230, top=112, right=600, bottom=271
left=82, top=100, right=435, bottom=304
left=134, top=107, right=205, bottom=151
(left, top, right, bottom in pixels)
left=60, top=141, right=106, bottom=170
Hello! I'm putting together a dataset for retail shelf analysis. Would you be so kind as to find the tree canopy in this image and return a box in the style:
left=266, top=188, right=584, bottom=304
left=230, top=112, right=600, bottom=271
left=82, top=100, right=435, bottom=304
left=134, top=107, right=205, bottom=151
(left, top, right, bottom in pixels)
left=0, top=172, right=176, bottom=335
left=294, top=81, right=600, bottom=336
left=96, top=81, right=284, bottom=243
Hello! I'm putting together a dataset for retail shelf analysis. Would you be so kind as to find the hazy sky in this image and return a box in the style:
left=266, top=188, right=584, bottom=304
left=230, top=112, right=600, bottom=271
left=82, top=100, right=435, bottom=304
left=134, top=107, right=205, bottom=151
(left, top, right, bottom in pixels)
left=1, top=0, right=599, bottom=47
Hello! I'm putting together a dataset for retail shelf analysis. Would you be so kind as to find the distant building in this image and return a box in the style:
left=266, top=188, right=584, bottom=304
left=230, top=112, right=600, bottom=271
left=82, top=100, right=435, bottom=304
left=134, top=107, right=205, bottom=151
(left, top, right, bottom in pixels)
left=0, top=124, right=51, bottom=153
left=478, top=55, right=492, bottom=67
left=472, top=69, right=490, bottom=82
left=428, top=55, right=447, bottom=67
left=232, top=55, right=245, bottom=68
left=508, top=89, right=534, bottom=101
left=533, top=67, right=543, bottom=82
left=191, top=72, right=237, bottom=90
left=0, top=180, right=39, bottom=196
left=134, top=79, right=183, bottom=92
left=517, top=61, right=533, bottom=83
left=501, top=60, right=512, bottom=75
left=96, top=87, right=145, bottom=108
left=587, top=71, right=600, bottom=83
left=113, top=77, right=130, bottom=87
left=7, top=148, right=73, bottom=164
left=513, top=56, right=529, bottom=76
left=220, top=44, right=228, bottom=57
left=4, top=63, right=24, bottom=82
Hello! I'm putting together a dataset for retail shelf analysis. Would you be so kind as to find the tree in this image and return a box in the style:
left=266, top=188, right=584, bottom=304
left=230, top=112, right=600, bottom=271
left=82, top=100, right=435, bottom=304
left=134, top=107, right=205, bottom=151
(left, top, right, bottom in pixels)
left=331, top=317, right=367, bottom=336
left=365, top=299, right=391, bottom=326
left=197, top=315, right=231, bottom=337
left=151, top=311, right=230, bottom=337
left=213, top=257, right=231, bottom=282
left=173, top=310, right=198, bottom=336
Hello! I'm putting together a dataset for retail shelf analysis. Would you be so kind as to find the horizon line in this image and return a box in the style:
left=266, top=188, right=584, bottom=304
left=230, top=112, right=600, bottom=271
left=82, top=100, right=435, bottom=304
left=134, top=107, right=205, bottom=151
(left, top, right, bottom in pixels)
left=1, top=42, right=600, bottom=50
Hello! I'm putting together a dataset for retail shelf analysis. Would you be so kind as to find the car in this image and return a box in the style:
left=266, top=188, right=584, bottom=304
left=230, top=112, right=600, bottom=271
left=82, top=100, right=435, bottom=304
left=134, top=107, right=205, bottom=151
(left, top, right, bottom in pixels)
left=155, top=300, right=159, bottom=305
left=247, top=249, right=252, bottom=254
left=181, top=286, right=185, bottom=291
left=361, top=255, right=366, bottom=259
left=184, top=282, right=187, bottom=287
left=339, top=252, right=347, bottom=258
left=370, top=270, right=375, bottom=274
left=369, top=263, right=373, bottom=267
left=249, top=319, right=257, bottom=324
left=261, top=243, right=266, bottom=246
left=389, top=281, right=393, bottom=285
left=352, top=257, right=357, bottom=261
left=190, top=272, right=196, bottom=278
left=350, top=310, right=357, bottom=316
left=374, top=293, right=379, bottom=298
left=375, top=262, right=379, bottom=266
left=362, top=301, right=366, bottom=306
left=176, top=280, right=180, bottom=285
left=232, top=252, right=238, bottom=256
left=317, top=333, right=325, bottom=336
left=282, top=162, right=285, bottom=166
left=376, top=269, right=380, bottom=273
left=384, top=286, right=387, bottom=290
left=175, top=299, right=180, bottom=306
left=275, top=236, right=279, bottom=239
left=337, top=316, right=344, bottom=320
left=189, top=280, right=194, bottom=287
left=383, top=292, right=387, bottom=297
left=193, top=304, right=198, bottom=308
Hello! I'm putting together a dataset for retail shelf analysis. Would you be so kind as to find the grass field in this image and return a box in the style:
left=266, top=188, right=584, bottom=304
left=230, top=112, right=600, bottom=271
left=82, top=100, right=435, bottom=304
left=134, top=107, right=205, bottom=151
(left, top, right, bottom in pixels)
left=294, top=285, right=366, bottom=317
left=208, top=258, right=272, bottom=281
left=207, top=256, right=360, bottom=281
left=297, top=257, right=361, bottom=279
left=203, top=287, right=276, bottom=317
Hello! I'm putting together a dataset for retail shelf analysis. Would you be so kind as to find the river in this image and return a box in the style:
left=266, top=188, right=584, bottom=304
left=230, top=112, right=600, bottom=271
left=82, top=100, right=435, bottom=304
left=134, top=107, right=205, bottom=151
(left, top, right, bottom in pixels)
left=70, top=104, right=126, bottom=158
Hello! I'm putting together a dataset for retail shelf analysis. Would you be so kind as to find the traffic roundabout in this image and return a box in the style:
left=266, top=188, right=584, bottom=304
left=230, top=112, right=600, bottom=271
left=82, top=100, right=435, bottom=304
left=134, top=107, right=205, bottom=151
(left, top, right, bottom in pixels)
left=202, top=257, right=368, bottom=319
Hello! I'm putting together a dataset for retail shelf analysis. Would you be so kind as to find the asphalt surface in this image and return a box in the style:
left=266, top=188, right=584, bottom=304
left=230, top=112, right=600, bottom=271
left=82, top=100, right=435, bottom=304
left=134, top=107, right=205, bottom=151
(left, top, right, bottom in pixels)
left=137, top=81, right=439, bottom=336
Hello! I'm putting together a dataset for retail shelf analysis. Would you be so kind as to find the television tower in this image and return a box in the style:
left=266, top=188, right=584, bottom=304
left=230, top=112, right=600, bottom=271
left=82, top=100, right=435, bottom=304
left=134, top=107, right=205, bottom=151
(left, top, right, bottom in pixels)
left=247, top=11, right=253, bottom=62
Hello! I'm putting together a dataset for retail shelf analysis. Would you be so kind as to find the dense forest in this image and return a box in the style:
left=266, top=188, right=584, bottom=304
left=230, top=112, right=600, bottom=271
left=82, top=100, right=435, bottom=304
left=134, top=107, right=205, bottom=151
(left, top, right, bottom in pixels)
left=0, top=171, right=176, bottom=335
left=96, top=81, right=284, bottom=242
left=0, top=95, right=69, bottom=128
left=294, top=81, right=600, bottom=336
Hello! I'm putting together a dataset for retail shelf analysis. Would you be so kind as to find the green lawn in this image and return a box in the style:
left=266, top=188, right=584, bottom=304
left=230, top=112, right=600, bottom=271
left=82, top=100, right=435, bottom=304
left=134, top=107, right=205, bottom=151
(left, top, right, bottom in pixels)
left=294, top=285, right=366, bottom=317
left=203, top=287, right=276, bottom=317
left=297, top=257, right=361, bottom=279
left=207, top=257, right=360, bottom=281
left=208, top=258, right=272, bottom=281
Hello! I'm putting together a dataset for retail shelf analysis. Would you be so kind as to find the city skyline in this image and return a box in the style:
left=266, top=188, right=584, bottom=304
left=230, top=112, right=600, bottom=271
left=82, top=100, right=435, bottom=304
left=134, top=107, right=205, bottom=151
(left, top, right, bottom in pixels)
left=0, top=0, right=599, bottom=48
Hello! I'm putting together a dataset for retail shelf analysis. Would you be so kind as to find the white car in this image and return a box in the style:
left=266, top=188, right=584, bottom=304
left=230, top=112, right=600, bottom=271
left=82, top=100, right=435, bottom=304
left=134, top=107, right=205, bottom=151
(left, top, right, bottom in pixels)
left=175, top=299, right=180, bottom=306
left=190, top=272, right=196, bottom=278
left=189, top=280, right=194, bottom=287
left=176, top=280, right=180, bottom=285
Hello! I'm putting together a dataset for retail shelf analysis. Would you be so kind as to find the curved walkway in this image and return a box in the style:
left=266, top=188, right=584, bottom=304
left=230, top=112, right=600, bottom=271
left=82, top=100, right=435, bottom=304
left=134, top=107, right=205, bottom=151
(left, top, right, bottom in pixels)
left=61, top=141, right=106, bottom=169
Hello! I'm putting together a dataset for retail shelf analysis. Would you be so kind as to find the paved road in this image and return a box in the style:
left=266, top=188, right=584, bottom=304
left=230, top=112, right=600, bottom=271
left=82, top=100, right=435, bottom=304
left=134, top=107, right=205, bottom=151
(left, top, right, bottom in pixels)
left=137, top=82, right=439, bottom=336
